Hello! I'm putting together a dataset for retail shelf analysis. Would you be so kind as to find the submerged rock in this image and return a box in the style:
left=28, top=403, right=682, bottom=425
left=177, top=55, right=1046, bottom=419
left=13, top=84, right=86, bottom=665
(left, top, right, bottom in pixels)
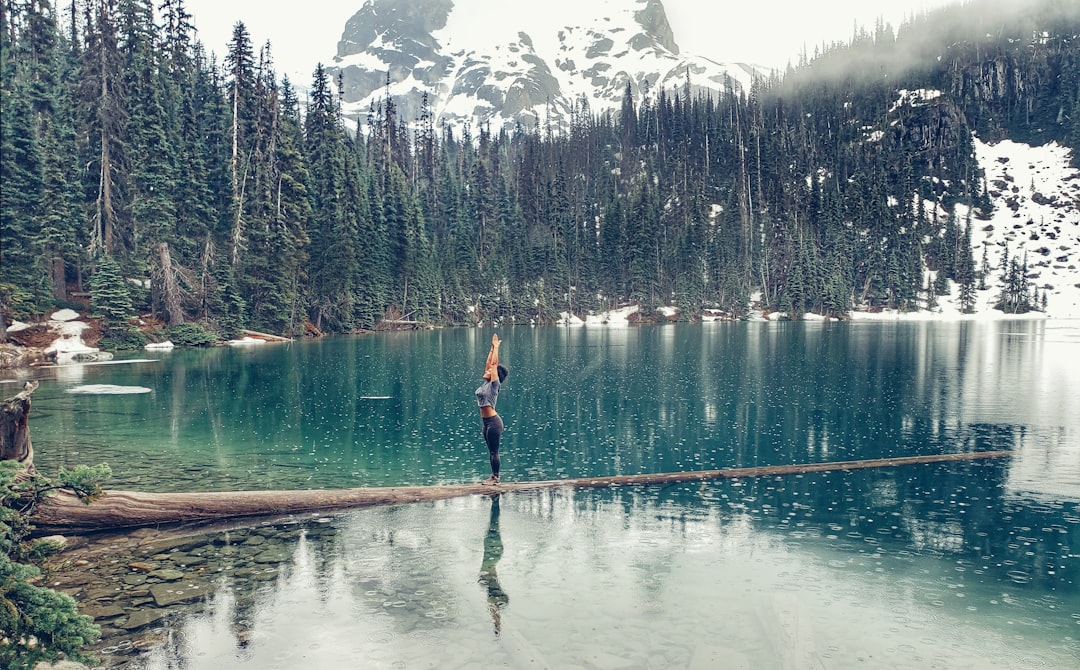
left=69, top=351, right=113, bottom=363
left=119, top=608, right=168, bottom=630
left=82, top=603, right=126, bottom=619
left=148, top=582, right=205, bottom=607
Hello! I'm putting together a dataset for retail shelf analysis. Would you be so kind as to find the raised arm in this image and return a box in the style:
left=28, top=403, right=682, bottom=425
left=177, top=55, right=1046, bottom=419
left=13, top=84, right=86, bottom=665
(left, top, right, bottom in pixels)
left=485, top=333, right=501, bottom=378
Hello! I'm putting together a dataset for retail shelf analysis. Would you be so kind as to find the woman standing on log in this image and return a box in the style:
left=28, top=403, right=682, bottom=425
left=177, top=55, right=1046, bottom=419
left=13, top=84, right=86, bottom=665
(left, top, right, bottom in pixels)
left=477, top=333, right=508, bottom=484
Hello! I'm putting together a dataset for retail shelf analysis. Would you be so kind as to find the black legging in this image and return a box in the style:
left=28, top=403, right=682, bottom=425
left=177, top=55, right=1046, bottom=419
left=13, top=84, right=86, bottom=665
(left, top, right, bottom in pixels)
left=483, top=414, right=504, bottom=477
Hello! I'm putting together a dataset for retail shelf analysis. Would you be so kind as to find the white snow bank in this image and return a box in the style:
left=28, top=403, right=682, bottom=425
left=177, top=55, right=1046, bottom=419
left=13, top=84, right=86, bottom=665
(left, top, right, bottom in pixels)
left=45, top=319, right=101, bottom=363
left=50, top=308, right=80, bottom=322
left=226, top=336, right=266, bottom=346
left=560, top=305, right=640, bottom=326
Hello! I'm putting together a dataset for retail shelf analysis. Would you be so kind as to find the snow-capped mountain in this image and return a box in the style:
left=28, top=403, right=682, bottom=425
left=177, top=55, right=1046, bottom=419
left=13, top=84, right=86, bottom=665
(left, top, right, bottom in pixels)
left=327, top=0, right=765, bottom=130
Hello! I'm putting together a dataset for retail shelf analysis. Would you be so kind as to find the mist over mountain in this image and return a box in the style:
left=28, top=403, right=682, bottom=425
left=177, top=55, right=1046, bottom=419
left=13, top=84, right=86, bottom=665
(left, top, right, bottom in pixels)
left=327, top=0, right=765, bottom=130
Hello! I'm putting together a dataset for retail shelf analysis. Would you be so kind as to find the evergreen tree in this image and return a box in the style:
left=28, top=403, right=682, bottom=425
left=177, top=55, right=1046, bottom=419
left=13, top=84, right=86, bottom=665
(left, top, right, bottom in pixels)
left=2, top=461, right=109, bottom=667
left=996, top=253, right=1033, bottom=314
left=78, top=0, right=127, bottom=256
left=223, top=21, right=257, bottom=267
left=0, top=41, right=47, bottom=312
left=89, top=252, right=133, bottom=331
left=25, top=0, right=83, bottom=303
left=305, top=63, right=361, bottom=330
left=119, top=0, right=182, bottom=323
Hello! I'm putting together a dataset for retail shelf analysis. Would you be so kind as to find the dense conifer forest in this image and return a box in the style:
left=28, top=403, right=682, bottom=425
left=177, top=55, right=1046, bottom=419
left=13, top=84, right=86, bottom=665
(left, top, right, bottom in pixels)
left=2, top=0, right=1078, bottom=343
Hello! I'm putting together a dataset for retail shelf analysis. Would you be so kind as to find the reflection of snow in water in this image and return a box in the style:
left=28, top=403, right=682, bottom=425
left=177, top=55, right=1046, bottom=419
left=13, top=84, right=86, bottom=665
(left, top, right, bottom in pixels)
left=43, top=358, right=159, bottom=384
left=45, top=358, right=159, bottom=367
left=66, top=384, right=152, bottom=394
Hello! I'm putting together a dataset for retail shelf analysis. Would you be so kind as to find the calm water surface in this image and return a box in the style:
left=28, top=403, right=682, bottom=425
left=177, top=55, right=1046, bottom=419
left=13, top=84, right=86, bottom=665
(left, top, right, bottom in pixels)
left=4, top=320, right=1078, bottom=668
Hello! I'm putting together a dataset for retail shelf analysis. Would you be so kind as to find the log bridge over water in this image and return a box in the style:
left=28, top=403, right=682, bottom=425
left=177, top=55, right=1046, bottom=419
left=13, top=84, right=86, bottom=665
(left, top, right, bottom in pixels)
left=4, top=382, right=1011, bottom=534
left=31, top=450, right=1010, bottom=534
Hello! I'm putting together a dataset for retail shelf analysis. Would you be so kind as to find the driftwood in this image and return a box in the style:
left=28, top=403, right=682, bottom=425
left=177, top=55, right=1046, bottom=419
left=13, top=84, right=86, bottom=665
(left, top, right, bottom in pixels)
left=1, top=381, right=38, bottom=472
left=31, top=450, right=1010, bottom=534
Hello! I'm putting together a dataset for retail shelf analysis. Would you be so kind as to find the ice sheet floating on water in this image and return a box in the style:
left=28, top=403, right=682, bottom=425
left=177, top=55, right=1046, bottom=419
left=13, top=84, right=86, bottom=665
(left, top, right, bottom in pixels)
left=66, top=384, right=153, bottom=395
left=358, top=396, right=392, bottom=400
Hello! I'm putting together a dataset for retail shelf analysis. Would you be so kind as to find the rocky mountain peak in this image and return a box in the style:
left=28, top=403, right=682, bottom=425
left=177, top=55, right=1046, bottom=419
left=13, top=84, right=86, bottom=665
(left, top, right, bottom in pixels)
left=328, top=0, right=762, bottom=131
left=633, top=0, right=679, bottom=54
left=336, top=0, right=452, bottom=59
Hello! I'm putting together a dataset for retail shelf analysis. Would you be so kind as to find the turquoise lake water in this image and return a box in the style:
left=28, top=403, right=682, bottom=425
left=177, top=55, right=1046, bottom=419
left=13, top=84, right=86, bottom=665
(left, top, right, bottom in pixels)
left=4, top=320, right=1078, bottom=668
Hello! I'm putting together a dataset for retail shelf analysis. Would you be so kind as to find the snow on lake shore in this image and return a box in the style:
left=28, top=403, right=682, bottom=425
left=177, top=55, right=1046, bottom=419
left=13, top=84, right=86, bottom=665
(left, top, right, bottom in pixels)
left=564, top=136, right=1080, bottom=325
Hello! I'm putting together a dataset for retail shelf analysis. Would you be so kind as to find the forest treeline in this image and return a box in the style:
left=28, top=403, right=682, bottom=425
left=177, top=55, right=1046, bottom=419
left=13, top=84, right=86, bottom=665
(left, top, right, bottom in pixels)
left=2, top=0, right=1078, bottom=344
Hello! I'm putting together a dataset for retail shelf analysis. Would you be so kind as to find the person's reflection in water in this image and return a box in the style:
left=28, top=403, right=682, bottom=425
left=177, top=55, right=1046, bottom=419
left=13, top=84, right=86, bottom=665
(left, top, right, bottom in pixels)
left=479, top=494, right=509, bottom=635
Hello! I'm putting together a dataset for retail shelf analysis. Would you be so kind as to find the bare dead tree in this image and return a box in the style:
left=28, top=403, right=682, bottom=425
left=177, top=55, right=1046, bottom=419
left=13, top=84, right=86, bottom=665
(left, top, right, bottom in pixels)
left=1, top=381, right=39, bottom=473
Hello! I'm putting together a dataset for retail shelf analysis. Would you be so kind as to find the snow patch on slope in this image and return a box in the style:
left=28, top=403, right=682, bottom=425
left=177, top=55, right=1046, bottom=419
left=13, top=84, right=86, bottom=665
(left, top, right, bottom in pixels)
left=848, top=136, right=1080, bottom=322
left=965, top=138, right=1080, bottom=320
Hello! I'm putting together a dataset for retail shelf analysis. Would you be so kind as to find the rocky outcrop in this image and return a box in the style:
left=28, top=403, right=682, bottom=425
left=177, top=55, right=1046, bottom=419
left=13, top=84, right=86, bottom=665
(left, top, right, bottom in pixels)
left=889, top=97, right=968, bottom=162
left=0, top=343, right=55, bottom=369
left=4, top=310, right=104, bottom=367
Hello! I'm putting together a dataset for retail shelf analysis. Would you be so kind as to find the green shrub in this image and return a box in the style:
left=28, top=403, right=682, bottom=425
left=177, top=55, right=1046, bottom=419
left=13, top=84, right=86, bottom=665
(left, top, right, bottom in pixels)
left=0, top=283, right=38, bottom=323
left=1, top=461, right=111, bottom=667
left=98, top=327, right=147, bottom=351
left=88, top=255, right=134, bottom=329
left=164, top=322, right=219, bottom=347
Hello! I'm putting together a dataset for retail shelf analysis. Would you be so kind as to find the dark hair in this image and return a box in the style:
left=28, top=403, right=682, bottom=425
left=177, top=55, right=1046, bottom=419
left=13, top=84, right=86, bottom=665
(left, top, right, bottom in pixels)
left=497, top=364, right=509, bottom=383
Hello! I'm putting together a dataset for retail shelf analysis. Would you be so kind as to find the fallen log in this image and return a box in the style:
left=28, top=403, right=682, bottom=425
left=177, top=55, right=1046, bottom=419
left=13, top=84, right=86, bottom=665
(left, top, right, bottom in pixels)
left=31, top=450, right=1010, bottom=534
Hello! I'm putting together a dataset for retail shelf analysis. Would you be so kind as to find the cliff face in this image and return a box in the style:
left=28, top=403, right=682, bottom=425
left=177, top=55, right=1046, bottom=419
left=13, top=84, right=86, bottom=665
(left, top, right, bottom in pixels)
left=888, top=93, right=970, bottom=163
left=327, top=0, right=764, bottom=130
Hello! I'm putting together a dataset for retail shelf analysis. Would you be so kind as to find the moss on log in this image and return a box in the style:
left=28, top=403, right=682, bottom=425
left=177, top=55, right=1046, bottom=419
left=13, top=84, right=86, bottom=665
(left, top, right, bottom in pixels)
left=31, top=450, right=1010, bottom=534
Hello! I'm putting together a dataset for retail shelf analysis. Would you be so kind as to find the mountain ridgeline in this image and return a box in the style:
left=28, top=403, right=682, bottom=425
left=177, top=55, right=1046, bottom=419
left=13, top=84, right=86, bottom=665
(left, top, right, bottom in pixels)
left=1, top=0, right=1078, bottom=344
left=328, top=0, right=763, bottom=131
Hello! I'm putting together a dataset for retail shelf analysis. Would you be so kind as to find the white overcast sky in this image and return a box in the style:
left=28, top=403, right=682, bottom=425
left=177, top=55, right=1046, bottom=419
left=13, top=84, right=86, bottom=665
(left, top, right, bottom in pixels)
left=183, top=0, right=967, bottom=81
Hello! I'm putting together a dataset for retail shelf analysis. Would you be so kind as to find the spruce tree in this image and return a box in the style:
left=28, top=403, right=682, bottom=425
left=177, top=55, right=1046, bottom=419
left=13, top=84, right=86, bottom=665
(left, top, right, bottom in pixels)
left=0, top=67, right=47, bottom=312
left=77, top=0, right=127, bottom=256
left=119, top=0, right=182, bottom=324
left=89, top=252, right=133, bottom=331
left=305, top=63, right=362, bottom=330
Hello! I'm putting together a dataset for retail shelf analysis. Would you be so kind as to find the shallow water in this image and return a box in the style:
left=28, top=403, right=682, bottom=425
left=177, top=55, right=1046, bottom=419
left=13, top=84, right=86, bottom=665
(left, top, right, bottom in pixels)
left=8, top=320, right=1078, bottom=668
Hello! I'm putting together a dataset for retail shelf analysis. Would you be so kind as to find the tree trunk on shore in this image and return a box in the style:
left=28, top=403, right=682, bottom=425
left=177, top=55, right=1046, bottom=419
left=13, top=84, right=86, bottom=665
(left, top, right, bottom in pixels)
left=31, top=451, right=1010, bottom=534
left=1, top=381, right=38, bottom=472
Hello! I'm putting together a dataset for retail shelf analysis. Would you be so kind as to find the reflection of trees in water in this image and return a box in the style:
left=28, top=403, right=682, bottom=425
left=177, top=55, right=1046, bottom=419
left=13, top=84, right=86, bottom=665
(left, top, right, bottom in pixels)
left=512, top=487, right=702, bottom=608
left=520, top=438, right=1075, bottom=613
left=694, top=445, right=1077, bottom=598
left=479, top=495, right=509, bottom=635
left=81, top=520, right=343, bottom=665
left=511, top=322, right=1039, bottom=482
left=325, top=505, right=461, bottom=633
left=221, top=522, right=342, bottom=652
